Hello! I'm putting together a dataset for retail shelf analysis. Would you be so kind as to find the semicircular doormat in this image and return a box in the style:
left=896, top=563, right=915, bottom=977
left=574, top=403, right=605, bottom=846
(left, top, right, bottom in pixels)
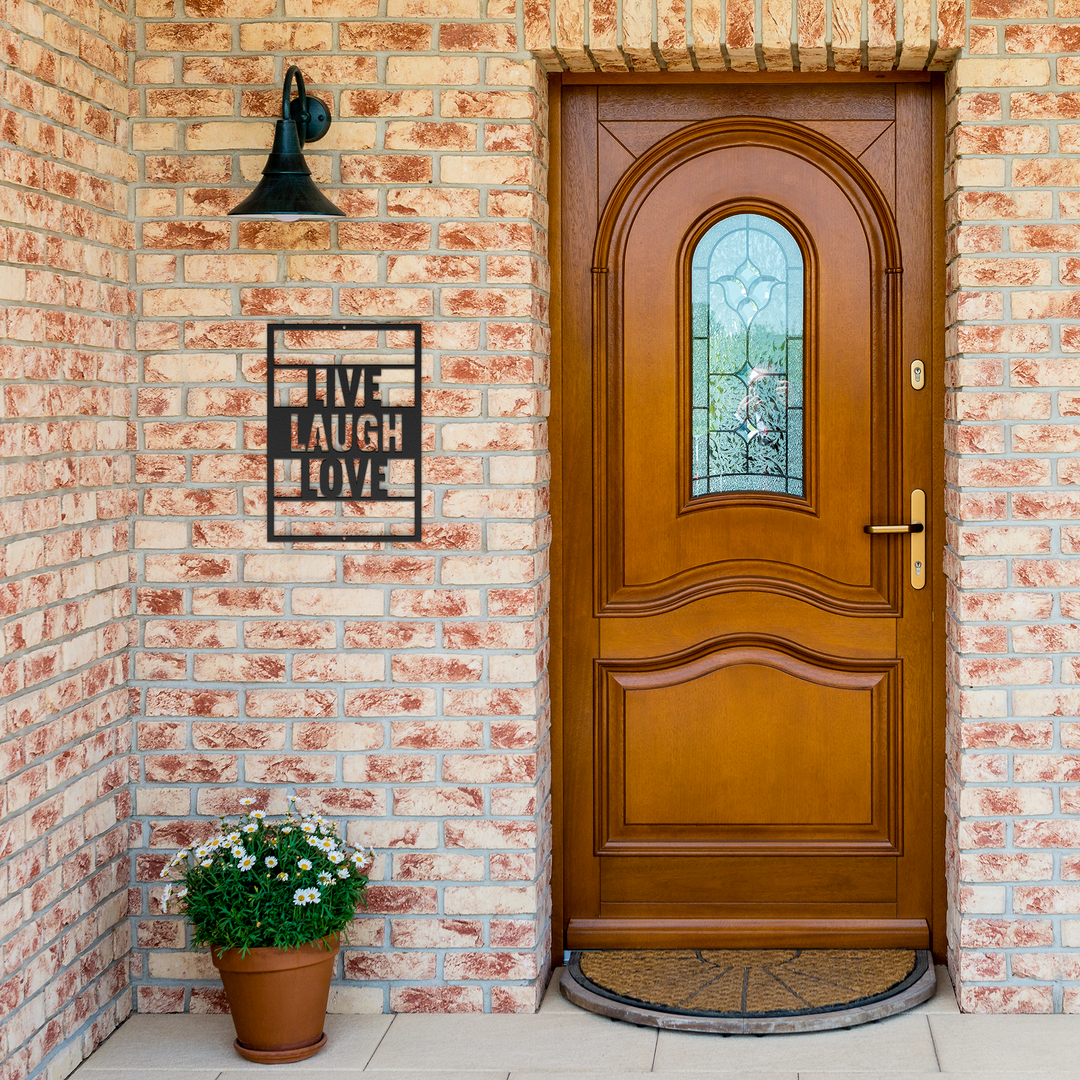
left=561, top=949, right=935, bottom=1034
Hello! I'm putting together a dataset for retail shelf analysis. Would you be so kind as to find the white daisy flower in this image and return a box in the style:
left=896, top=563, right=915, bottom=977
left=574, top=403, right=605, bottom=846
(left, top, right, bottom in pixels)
left=175, top=887, right=187, bottom=899
left=161, top=883, right=173, bottom=911
left=336, top=867, right=350, bottom=879
left=276, top=871, right=289, bottom=881
left=318, top=871, right=333, bottom=886
left=242, top=822, right=258, bottom=834
left=226, top=832, right=241, bottom=844
left=239, top=855, right=256, bottom=871
left=194, top=846, right=209, bottom=860
left=301, top=822, right=317, bottom=834
left=281, top=826, right=293, bottom=834
left=231, top=845, right=246, bottom=859
left=292, top=887, right=321, bottom=906
left=239, top=797, right=255, bottom=806
left=328, top=851, right=345, bottom=864
left=297, top=858, right=312, bottom=871
left=315, top=838, right=335, bottom=852
left=250, top=810, right=266, bottom=820
left=201, top=859, right=213, bottom=868
left=264, top=856, right=278, bottom=868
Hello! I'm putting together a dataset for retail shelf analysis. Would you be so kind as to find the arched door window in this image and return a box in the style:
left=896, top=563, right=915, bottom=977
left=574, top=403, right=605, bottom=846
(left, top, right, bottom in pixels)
left=691, top=213, right=805, bottom=498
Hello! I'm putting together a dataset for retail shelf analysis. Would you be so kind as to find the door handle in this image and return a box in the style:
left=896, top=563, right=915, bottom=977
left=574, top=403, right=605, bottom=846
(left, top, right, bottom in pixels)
left=863, top=490, right=926, bottom=590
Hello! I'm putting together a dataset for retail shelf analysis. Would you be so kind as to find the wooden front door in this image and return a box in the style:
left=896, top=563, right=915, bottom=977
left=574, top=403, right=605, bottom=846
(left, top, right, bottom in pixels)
left=557, top=79, right=944, bottom=953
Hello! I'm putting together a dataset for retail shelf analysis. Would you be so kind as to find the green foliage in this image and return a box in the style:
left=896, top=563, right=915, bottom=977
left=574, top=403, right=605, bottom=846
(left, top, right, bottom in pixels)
left=160, top=798, right=374, bottom=954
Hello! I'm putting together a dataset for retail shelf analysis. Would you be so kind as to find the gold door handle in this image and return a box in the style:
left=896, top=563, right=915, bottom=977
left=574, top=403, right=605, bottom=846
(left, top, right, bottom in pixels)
left=863, top=490, right=926, bottom=590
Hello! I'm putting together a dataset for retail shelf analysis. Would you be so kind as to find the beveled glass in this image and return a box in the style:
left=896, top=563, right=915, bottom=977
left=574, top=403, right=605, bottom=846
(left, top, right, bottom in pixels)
left=691, top=213, right=805, bottom=498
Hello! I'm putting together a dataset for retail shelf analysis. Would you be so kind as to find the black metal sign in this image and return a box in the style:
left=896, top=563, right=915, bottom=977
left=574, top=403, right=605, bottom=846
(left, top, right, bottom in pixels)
left=266, top=322, right=422, bottom=542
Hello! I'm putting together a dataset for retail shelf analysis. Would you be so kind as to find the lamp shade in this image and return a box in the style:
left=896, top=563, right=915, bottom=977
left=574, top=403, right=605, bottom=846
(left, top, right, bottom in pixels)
left=229, top=66, right=345, bottom=221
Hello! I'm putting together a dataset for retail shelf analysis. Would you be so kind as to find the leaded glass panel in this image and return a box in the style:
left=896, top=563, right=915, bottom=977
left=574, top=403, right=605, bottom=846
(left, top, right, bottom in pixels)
left=691, top=213, right=805, bottom=498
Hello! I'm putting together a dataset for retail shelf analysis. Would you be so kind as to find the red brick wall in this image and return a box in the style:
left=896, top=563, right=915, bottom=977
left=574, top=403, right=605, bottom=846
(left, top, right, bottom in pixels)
left=0, top=0, right=137, bottom=1073
left=943, top=39, right=1080, bottom=1013
left=18, top=0, right=1080, bottom=1054
left=128, top=5, right=553, bottom=1015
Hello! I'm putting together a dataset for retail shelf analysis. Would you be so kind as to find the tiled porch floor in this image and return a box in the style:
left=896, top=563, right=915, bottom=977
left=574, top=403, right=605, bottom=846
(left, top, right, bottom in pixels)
left=72, top=966, right=1080, bottom=1078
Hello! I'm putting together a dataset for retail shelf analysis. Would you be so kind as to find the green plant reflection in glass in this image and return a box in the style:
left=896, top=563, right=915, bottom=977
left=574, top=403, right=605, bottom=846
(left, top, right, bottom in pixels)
left=691, top=213, right=805, bottom=497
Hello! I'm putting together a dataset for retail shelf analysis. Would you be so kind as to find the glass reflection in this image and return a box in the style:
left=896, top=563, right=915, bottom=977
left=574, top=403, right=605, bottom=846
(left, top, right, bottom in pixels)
left=691, top=213, right=805, bottom=498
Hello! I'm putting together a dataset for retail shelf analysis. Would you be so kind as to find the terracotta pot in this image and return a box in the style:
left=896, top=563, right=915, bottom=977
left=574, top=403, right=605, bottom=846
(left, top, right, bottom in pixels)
left=211, top=935, right=339, bottom=1064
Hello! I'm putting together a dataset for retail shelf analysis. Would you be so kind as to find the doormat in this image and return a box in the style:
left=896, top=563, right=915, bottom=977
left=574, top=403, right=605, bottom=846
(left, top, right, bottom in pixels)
left=561, top=949, right=936, bottom=1034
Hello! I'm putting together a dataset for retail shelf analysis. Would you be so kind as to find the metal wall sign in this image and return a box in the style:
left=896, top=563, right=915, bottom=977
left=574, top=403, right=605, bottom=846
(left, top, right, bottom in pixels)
left=266, top=322, right=422, bottom=542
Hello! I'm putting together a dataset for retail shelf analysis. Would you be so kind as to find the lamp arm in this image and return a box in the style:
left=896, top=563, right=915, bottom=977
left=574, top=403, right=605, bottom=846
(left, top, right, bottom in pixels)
left=282, top=65, right=308, bottom=147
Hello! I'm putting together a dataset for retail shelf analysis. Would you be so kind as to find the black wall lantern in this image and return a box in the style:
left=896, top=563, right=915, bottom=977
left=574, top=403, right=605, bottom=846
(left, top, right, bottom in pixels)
left=229, top=65, right=345, bottom=221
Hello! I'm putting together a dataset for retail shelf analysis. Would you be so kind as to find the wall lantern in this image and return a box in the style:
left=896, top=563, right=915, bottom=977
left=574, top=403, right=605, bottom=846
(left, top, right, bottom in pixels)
left=228, top=65, right=345, bottom=222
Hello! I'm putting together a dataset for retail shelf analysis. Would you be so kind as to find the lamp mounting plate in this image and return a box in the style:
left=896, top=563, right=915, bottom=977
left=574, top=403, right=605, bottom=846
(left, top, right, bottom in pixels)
left=287, top=95, right=331, bottom=144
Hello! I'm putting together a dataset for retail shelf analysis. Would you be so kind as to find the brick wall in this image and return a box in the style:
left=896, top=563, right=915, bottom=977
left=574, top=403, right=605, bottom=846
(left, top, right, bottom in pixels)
left=127, top=3, right=553, bottom=1016
left=15, top=0, right=1080, bottom=1068
left=523, top=0, right=963, bottom=71
left=944, top=13, right=1080, bottom=1014
left=0, top=0, right=137, bottom=1074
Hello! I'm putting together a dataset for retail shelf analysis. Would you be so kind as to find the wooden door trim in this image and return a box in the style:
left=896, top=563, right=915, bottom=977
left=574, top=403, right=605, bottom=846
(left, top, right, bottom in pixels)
left=549, top=75, right=948, bottom=968
left=561, top=72, right=934, bottom=85
left=566, top=917, right=930, bottom=950
left=548, top=75, right=565, bottom=971
left=931, top=76, right=948, bottom=962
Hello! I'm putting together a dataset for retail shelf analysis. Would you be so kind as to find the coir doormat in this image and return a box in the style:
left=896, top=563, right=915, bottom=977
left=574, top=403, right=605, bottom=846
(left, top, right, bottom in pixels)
left=562, top=949, right=935, bottom=1034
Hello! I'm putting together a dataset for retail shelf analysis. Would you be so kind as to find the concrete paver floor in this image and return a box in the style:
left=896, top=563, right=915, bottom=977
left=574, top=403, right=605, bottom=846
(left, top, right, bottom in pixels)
left=71, top=966, right=1080, bottom=1078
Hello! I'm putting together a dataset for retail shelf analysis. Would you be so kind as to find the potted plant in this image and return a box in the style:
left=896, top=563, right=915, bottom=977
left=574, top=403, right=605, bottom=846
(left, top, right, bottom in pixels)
left=160, top=796, right=375, bottom=1063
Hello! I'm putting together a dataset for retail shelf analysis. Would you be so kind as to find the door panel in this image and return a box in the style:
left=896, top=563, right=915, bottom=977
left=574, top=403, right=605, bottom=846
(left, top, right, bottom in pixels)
left=598, top=643, right=898, bottom=851
left=605, top=136, right=890, bottom=617
left=560, top=80, right=941, bottom=951
left=623, top=669, right=874, bottom=827
left=600, top=856, right=898, bottom=906
left=596, top=84, right=898, bottom=122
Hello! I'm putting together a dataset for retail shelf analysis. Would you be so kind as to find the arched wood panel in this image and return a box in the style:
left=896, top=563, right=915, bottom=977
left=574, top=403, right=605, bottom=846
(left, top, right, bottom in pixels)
left=592, top=118, right=905, bottom=619
left=596, top=638, right=901, bottom=856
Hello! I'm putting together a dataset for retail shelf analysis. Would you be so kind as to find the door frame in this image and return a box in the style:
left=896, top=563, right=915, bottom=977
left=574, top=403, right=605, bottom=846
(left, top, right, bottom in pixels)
left=548, top=71, right=948, bottom=966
